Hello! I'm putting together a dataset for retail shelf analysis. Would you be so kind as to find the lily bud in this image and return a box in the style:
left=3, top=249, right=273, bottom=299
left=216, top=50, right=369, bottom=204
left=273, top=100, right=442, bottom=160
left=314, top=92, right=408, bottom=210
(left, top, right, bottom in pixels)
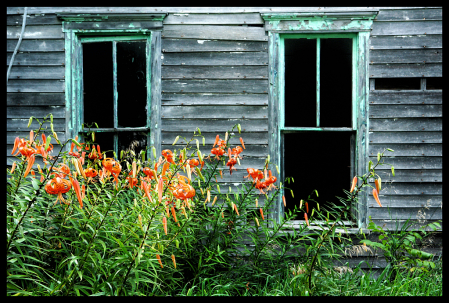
left=132, top=161, right=137, bottom=178
left=27, top=117, right=33, bottom=128
left=255, top=217, right=260, bottom=227
left=196, top=139, right=199, bottom=150
left=212, top=196, right=217, bottom=206
left=172, top=135, right=179, bottom=145
left=255, top=198, right=258, bottom=208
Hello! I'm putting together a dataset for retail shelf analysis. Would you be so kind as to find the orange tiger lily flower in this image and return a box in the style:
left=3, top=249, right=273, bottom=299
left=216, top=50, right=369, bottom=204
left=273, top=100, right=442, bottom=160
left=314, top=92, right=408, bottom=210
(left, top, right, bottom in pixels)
left=45, top=177, right=72, bottom=205
left=158, top=177, right=163, bottom=204
left=29, top=130, right=34, bottom=144
left=374, top=179, right=381, bottom=193
left=162, top=162, right=170, bottom=176
left=213, top=135, right=220, bottom=148
left=156, top=254, right=163, bottom=268
left=23, top=154, right=35, bottom=178
left=350, top=176, right=357, bottom=193
left=239, top=137, right=245, bottom=149
left=234, top=203, right=240, bottom=216
left=283, top=195, right=286, bottom=207
left=304, top=213, right=309, bottom=226
left=171, top=206, right=178, bottom=222
left=11, top=137, right=20, bottom=155
left=260, top=208, right=264, bottom=220
left=163, top=216, right=167, bottom=235
left=373, top=188, right=382, bottom=207
left=69, top=175, right=83, bottom=208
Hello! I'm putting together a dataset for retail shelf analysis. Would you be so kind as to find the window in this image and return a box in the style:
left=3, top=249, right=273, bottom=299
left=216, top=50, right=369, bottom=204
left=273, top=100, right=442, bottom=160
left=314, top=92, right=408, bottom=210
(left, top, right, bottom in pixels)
left=60, top=13, right=166, bottom=159
left=262, top=11, right=377, bottom=229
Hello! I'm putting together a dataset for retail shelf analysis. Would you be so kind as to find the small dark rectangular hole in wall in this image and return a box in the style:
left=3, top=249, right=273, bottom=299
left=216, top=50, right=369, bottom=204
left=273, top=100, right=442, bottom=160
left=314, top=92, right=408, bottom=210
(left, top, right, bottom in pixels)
left=284, top=132, right=352, bottom=220
left=375, top=78, right=421, bottom=90
left=426, top=77, right=442, bottom=90
left=92, top=132, right=115, bottom=159
left=284, top=38, right=316, bottom=127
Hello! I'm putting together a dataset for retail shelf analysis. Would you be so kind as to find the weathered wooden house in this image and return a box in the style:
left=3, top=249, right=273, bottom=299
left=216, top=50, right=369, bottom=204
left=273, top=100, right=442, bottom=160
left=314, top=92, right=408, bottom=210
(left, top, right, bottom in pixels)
left=7, top=7, right=442, bottom=270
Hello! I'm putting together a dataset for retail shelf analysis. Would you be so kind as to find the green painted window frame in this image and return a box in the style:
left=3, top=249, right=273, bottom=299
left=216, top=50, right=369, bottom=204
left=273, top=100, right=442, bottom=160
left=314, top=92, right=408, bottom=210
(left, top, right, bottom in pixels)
left=60, top=14, right=165, bottom=160
left=263, top=12, right=377, bottom=230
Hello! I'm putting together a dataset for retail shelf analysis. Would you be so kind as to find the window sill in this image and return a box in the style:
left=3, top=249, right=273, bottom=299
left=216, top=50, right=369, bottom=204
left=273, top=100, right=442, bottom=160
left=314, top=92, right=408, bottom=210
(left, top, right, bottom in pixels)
left=282, top=221, right=370, bottom=234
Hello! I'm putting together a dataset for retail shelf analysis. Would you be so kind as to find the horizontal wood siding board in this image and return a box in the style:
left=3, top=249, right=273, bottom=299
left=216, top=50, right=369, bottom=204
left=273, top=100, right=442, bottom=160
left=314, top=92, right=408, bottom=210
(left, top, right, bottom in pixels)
left=369, top=131, right=442, bottom=144
left=369, top=63, right=442, bottom=77
left=7, top=25, right=64, bottom=39
left=7, top=93, right=65, bottom=106
left=369, top=104, right=441, bottom=118
left=367, top=182, right=442, bottom=195
left=7, top=14, right=62, bottom=25
left=7, top=106, right=65, bottom=119
left=7, top=80, right=65, bottom=93
left=163, top=13, right=264, bottom=24
left=161, top=93, right=268, bottom=105
left=162, top=105, right=267, bottom=119
left=7, top=132, right=66, bottom=144
left=6, top=52, right=65, bottom=66
left=371, top=21, right=442, bottom=35
left=161, top=79, right=268, bottom=93
left=162, top=25, right=267, bottom=41
left=64, top=21, right=162, bottom=30
left=369, top=143, right=441, bottom=156
left=162, top=52, right=268, bottom=66
left=7, top=39, right=65, bottom=52
left=367, top=195, right=441, bottom=208
left=165, top=144, right=267, bottom=157
left=370, top=220, right=441, bottom=231
left=369, top=49, right=442, bottom=64
left=369, top=35, right=442, bottom=50
left=368, top=156, right=441, bottom=169
left=7, top=118, right=65, bottom=131
left=7, top=66, right=65, bottom=80
left=371, top=169, right=441, bottom=182
left=161, top=119, right=268, bottom=132
left=162, top=39, right=267, bottom=52
left=162, top=132, right=268, bottom=144
left=369, top=207, right=441, bottom=220
left=369, top=118, right=442, bottom=131
left=375, top=8, right=442, bottom=21
left=369, top=90, right=441, bottom=104
left=161, top=65, right=268, bottom=79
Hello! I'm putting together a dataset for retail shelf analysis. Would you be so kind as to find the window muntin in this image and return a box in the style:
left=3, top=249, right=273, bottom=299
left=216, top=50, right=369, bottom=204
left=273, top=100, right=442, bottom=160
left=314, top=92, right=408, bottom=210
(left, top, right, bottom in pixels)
left=80, top=35, right=151, bottom=159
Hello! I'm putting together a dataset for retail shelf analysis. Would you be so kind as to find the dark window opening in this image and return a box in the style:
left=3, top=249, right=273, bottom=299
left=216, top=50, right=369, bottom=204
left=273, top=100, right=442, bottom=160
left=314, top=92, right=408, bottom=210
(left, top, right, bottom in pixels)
left=285, top=38, right=316, bottom=127
left=93, top=132, right=115, bottom=159
left=284, top=132, right=353, bottom=220
left=375, top=78, right=421, bottom=90
left=117, top=41, right=147, bottom=128
left=426, top=77, right=442, bottom=90
left=83, top=42, right=114, bottom=128
left=320, top=38, right=352, bottom=127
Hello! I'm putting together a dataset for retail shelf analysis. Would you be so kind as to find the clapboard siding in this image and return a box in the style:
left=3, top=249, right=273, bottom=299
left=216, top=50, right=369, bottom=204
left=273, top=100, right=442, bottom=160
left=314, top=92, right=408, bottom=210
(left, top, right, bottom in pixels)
left=7, top=132, right=66, bottom=145
left=7, top=106, right=65, bottom=119
left=163, top=13, right=264, bottom=24
left=375, top=8, right=442, bottom=21
left=162, top=39, right=268, bottom=52
left=7, top=66, right=65, bottom=79
left=161, top=66, right=268, bottom=79
left=7, top=39, right=65, bottom=52
left=161, top=79, right=268, bottom=93
left=368, top=156, right=441, bottom=170
left=162, top=105, right=268, bottom=119
left=369, top=105, right=441, bottom=118
left=369, top=207, right=441, bottom=220
left=370, top=49, right=442, bottom=64
left=7, top=93, right=65, bottom=106
left=162, top=25, right=267, bottom=41
left=7, top=13, right=62, bottom=25
left=162, top=93, right=268, bottom=105
left=369, top=143, right=441, bottom=157
left=7, top=80, right=65, bottom=93
left=162, top=52, right=269, bottom=65
left=161, top=119, right=268, bottom=132
left=7, top=118, right=65, bottom=131
left=369, top=63, right=442, bottom=78
left=368, top=182, right=442, bottom=195
left=6, top=25, right=64, bottom=39
left=369, top=132, right=442, bottom=144
left=369, top=90, right=442, bottom=104
left=372, top=169, right=441, bottom=182
left=6, top=52, right=65, bottom=66
left=369, top=35, right=442, bottom=50
left=369, top=118, right=442, bottom=131
left=371, top=21, right=442, bottom=36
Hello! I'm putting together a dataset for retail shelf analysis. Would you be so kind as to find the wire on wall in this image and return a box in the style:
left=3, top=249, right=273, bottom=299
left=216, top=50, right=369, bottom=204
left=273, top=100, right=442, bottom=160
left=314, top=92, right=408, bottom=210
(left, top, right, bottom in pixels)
left=7, top=7, right=28, bottom=85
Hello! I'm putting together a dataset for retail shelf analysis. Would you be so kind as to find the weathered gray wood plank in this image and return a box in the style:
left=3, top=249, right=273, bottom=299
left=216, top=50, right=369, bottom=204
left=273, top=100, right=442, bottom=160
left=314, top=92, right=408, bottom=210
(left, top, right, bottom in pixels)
left=162, top=65, right=268, bottom=79
left=7, top=93, right=65, bottom=106
left=369, top=207, right=441, bottom=220
left=6, top=52, right=65, bottom=66
left=162, top=39, right=267, bottom=52
left=7, top=66, right=65, bottom=79
left=367, top=195, right=441, bottom=208
left=7, top=106, right=65, bottom=119
left=7, top=131, right=66, bottom=144
left=370, top=219, right=441, bottom=231
left=7, top=39, right=65, bottom=52
left=162, top=93, right=268, bottom=105
left=369, top=63, right=442, bottom=77
left=7, top=118, right=65, bottom=131
left=369, top=35, right=442, bottom=50
left=371, top=169, right=441, bottom=182
left=368, top=182, right=442, bottom=195
left=369, top=118, right=442, bottom=131
left=162, top=25, right=268, bottom=41
left=64, top=21, right=162, bottom=30
left=369, top=105, right=441, bottom=118
left=7, top=80, right=65, bottom=93
left=164, top=13, right=264, bottom=24
left=162, top=131, right=268, bottom=145
left=162, top=105, right=268, bottom=119
left=369, top=143, right=441, bottom=157
left=161, top=119, right=268, bottom=132
left=369, top=131, right=442, bottom=144
left=7, top=14, right=62, bottom=25
left=163, top=144, right=268, bottom=158
left=375, top=8, right=442, bottom=21
left=162, top=51, right=268, bottom=66
left=161, top=79, right=268, bottom=93
left=371, top=21, right=442, bottom=35
left=7, top=25, right=64, bottom=39
left=369, top=90, right=442, bottom=104
left=370, top=49, right=442, bottom=64
left=368, top=156, right=441, bottom=169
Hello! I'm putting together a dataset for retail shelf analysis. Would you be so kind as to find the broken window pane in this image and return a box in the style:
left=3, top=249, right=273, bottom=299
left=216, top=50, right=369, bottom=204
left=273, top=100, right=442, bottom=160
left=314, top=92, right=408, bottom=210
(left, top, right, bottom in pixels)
left=117, top=41, right=147, bottom=128
left=285, top=38, right=317, bottom=127
left=83, top=42, right=114, bottom=128
left=320, top=38, right=352, bottom=127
